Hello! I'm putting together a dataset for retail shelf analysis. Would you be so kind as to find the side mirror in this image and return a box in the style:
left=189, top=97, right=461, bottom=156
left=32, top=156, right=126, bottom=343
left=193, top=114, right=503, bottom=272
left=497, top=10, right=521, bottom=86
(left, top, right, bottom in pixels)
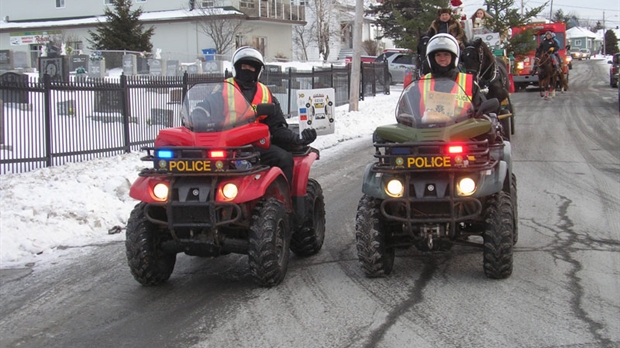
left=478, top=98, right=500, bottom=116
left=255, top=103, right=277, bottom=117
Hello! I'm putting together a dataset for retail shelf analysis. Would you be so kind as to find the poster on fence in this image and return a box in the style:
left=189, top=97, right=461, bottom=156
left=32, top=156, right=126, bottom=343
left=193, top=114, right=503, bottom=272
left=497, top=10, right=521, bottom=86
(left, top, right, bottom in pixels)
left=296, top=88, right=335, bottom=136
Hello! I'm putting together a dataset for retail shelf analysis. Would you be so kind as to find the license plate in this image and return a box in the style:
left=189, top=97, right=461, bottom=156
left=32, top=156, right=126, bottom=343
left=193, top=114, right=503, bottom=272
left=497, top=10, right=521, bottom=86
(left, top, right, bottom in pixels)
left=166, top=159, right=212, bottom=172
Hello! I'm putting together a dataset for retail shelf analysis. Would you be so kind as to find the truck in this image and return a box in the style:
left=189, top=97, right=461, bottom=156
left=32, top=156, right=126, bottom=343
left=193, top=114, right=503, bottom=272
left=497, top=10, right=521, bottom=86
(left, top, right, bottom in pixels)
left=511, top=21, right=570, bottom=91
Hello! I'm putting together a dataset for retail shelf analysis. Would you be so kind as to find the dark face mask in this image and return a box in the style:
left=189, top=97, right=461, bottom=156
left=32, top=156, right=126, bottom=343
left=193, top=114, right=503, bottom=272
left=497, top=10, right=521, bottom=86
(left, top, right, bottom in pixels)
left=235, top=65, right=259, bottom=90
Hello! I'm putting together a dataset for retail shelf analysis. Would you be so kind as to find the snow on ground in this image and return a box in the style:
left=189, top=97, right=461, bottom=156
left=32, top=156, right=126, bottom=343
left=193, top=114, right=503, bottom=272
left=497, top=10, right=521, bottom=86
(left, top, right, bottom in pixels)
left=0, top=87, right=402, bottom=269
left=3, top=54, right=613, bottom=270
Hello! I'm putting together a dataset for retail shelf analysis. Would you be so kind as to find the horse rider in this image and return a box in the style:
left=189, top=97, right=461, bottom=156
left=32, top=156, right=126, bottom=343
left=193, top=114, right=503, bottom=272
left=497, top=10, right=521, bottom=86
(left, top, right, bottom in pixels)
left=534, top=31, right=563, bottom=74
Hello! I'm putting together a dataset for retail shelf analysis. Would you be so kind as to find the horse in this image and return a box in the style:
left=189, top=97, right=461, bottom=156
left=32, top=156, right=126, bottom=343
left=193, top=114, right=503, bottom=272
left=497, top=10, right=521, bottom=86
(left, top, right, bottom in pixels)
left=416, top=35, right=431, bottom=78
left=460, top=38, right=511, bottom=104
left=533, top=51, right=559, bottom=100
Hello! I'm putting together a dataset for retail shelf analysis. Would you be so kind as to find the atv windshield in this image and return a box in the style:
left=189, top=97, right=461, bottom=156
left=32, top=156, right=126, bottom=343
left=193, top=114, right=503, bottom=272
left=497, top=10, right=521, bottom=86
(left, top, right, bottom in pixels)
left=181, top=81, right=259, bottom=133
left=396, top=77, right=474, bottom=128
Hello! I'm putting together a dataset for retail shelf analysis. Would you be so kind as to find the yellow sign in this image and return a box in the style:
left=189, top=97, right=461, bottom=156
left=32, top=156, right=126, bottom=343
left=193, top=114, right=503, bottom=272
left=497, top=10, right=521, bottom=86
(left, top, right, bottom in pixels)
left=407, top=156, right=451, bottom=168
left=169, top=160, right=212, bottom=172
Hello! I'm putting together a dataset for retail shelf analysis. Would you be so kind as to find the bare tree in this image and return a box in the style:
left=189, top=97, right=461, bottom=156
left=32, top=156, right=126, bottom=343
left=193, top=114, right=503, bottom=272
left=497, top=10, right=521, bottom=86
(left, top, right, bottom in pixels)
left=193, top=6, right=252, bottom=56
left=293, top=22, right=317, bottom=61
left=309, top=0, right=344, bottom=61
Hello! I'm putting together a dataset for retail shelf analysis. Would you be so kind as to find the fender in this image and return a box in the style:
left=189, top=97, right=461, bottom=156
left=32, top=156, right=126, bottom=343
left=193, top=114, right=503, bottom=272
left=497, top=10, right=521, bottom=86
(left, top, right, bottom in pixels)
left=129, top=176, right=169, bottom=203
left=290, top=150, right=319, bottom=197
left=155, top=123, right=270, bottom=148
left=217, top=167, right=292, bottom=210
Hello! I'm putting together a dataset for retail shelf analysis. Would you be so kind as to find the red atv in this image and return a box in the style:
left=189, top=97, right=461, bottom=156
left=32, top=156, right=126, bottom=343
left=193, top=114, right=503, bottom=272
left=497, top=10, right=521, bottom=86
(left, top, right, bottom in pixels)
left=126, top=82, right=325, bottom=287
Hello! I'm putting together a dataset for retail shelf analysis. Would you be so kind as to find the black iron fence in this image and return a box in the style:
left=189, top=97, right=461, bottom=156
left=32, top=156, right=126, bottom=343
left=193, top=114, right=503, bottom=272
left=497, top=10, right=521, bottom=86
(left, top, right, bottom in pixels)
left=0, top=63, right=389, bottom=174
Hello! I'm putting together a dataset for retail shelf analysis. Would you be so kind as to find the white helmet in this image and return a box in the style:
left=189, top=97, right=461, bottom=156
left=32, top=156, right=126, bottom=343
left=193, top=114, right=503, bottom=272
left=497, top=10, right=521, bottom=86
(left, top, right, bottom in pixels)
left=231, top=46, right=264, bottom=81
left=426, top=34, right=460, bottom=71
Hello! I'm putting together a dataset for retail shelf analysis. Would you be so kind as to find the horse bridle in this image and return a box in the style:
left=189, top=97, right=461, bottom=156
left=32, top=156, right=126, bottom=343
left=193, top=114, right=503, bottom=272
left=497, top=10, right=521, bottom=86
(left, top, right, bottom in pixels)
left=465, top=45, right=498, bottom=89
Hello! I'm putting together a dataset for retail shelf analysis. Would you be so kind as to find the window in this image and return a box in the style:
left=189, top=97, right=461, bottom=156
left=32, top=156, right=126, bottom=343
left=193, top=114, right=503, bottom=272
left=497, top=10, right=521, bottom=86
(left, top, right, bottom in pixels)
left=235, top=35, right=244, bottom=49
left=68, top=41, right=84, bottom=52
left=201, top=0, right=214, bottom=7
left=55, top=0, right=65, bottom=8
left=104, top=0, right=113, bottom=4
left=252, top=37, right=266, bottom=57
left=574, top=39, right=582, bottom=46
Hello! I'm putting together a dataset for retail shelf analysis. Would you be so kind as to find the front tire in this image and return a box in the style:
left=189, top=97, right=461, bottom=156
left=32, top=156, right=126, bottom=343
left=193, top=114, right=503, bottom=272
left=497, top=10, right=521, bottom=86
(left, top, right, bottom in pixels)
left=125, top=203, right=176, bottom=286
left=482, top=192, right=514, bottom=279
left=355, top=195, right=395, bottom=277
left=511, top=174, right=519, bottom=245
left=248, top=198, right=291, bottom=287
left=290, top=179, right=326, bottom=257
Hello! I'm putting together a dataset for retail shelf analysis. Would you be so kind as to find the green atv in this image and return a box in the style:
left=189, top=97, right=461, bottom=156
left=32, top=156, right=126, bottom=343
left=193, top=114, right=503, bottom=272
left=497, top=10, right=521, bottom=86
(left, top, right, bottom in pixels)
left=355, top=77, right=518, bottom=279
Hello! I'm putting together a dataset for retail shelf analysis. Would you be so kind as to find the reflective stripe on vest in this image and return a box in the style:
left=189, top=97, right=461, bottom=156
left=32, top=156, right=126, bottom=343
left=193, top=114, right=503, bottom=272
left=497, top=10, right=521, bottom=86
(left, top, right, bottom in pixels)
left=421, top=73, right=474, bottom=116
left=224, top=78, right=272, bottom=123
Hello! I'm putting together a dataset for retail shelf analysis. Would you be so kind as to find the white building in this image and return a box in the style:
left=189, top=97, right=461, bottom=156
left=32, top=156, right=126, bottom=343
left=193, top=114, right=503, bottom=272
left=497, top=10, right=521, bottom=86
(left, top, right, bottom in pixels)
left=0, top=0, right=307, bottom=68
left=298, top=0, right=395, bottom=62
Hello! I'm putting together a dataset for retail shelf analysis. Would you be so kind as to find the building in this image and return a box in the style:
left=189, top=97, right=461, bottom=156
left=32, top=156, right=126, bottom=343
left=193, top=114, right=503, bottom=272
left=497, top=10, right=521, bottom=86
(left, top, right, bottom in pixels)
left=566, top=27, right=598, bottom=54
left=292, top=0, right=394, bottom=62
left=0, top=0, right=307, bottom=69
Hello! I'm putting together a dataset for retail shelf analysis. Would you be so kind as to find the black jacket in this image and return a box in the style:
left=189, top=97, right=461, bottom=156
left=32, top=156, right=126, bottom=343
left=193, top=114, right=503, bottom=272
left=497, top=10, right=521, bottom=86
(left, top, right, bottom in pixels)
left=238, top=84, right=299, bottom=147
left=536, top=37, right=559, bottom=56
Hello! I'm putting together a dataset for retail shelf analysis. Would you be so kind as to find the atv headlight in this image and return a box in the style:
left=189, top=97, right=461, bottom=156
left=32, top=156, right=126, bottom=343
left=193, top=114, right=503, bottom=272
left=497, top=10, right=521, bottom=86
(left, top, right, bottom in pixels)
left=153, top=183, right=169, bottom=201
left=456, top=177, right=476, bottom=196
left=385, top=179, right=404, bottom=198
left=222, top=183, right=238, bottom=200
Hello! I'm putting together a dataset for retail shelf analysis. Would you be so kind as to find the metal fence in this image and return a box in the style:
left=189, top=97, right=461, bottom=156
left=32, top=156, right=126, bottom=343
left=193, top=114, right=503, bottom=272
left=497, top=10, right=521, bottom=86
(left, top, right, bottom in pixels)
left=0, top=63, right=389, bottom=174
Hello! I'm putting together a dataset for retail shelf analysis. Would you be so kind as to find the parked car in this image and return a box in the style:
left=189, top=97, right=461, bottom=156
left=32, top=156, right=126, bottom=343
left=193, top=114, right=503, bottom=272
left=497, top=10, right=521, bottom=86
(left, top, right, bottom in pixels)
left=374, top=52, right=417, bottom=85
left=609, top=53, right=620, bottom=88
left=344, top=55, right=378, bottom=65
left=579, top=49, right=591, bottom=59
left=569, top=48, right=582, bottom=60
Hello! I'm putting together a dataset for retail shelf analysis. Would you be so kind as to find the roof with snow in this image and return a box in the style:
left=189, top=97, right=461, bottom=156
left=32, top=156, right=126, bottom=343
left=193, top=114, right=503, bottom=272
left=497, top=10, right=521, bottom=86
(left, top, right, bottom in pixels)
left=595, top=28, right=620, bottom=41
left=566, top=27, right=597, bottom=39
left=0, top=8, right=242, bottom=30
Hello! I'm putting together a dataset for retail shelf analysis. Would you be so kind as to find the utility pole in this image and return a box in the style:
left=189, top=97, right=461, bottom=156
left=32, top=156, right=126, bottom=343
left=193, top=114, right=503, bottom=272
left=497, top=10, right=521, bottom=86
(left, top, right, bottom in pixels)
left=603, top=11, right=606, bottom=55
left=549, top=0, right=553, bottom=20
left=348, top=0, right=363, bottom=111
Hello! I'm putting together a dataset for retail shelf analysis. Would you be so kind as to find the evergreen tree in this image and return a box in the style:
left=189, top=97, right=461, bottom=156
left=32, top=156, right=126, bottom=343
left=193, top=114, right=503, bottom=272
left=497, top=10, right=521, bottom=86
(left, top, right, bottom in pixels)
left=552, top=9, right=568, bottom=24
left=604, top=30, right=619, bottom=55
left=592, top=21, right=605, bottom=32
left=476, top=0, right=546, bottom=57
left=88, top=0, right=154, bottom=53
left=366, top=0, right=448, bottom=51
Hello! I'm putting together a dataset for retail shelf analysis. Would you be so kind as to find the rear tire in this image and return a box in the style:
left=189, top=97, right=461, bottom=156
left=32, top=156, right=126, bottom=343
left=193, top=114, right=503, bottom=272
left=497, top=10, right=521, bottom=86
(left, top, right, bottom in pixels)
left=290, top=179, right=326, bottom=257
left=248, top=198, right=291, bottom=287
left=482, top=192, right=514, bottom=279
left=125, top=203, right=176, bottom=286
left=355, top=195, right=395, bottom=277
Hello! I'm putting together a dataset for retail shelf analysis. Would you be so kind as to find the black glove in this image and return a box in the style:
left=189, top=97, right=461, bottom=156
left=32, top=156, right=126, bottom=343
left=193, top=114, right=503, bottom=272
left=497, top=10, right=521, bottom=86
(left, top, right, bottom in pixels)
left=298, top=128, right=317, bottom=145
